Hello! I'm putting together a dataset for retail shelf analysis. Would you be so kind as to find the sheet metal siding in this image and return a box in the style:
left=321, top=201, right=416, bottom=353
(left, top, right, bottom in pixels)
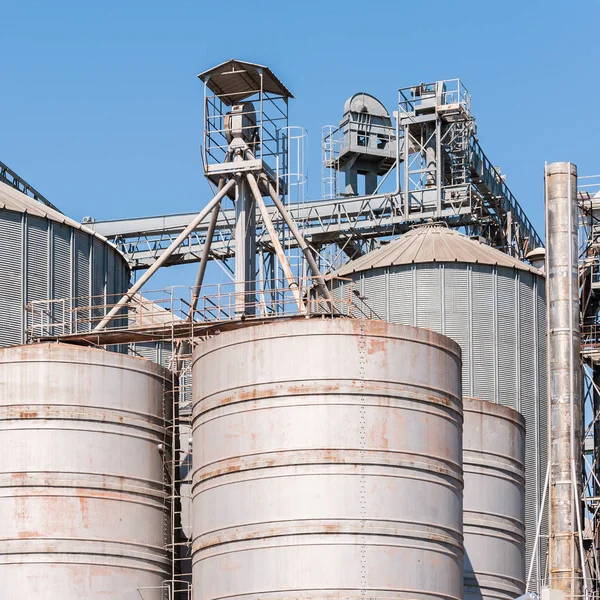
left=331, top=261, right=546, bottom=586
left=0, top=208, right=130, bottom=346
left=0, top=212, right=23, bottom=345
left=0, top=343, right=171, bottom=599
left=91, top=238, right=106, bottom=321
left=74, top=230, right=91, bottom=330
left=52, top=222, right=72, bottom=328
left=444, top=266, right=471, bottom=396
left=26, top=216, right=49, bottom=333
left=535, top=278, right=548, bottom=581
left=191, top=319, right=464, bottom=600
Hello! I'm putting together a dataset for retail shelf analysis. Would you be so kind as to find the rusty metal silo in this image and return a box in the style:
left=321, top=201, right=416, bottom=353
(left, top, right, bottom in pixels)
left=463, top=397, right=526, bottom=600
left=0, top=343, right=171, bottom=600
left=191, top=318, right=463, bottom=600
left=330, top=225, right=546, bottom=580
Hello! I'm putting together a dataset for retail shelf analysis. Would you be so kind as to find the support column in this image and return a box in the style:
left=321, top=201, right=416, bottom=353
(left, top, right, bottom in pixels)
left=546, top=161, right=583, bottom=597
left=234, top=175, right=256, bottom=316
left=343, top=167, right=358, bottom=195
left=364, top=172, right=378, bottom=195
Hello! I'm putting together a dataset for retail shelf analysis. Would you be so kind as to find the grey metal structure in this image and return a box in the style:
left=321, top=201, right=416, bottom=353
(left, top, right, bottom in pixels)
left=0, top=180, right=130, bottom=346
left=325, top=92, right=396, bottom=196
left=191, top=318, right=464, bottom=600
left=578, top=174, right=600, bottom=590
left=330, top=224, right=547, bottom=585
left=0, top=343, right=171, bottom=599
left=545, top=162, right=584, bottom=595
left=86, top=78, right=543, bottom=273
left=463, top=397, right=526, bottom=600
left=92, top=58, right=332, bottom=331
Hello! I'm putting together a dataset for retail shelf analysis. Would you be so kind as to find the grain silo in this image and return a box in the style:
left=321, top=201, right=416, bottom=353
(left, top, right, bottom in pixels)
left=191, top=318, right=464, bottom=600
left=0, top=343, right=171, bottom=600
left=0, top=180, right=130, bottom=345
left=330, top=224, right=547, bottom=579
left=463, top=397, right=526, bottom=600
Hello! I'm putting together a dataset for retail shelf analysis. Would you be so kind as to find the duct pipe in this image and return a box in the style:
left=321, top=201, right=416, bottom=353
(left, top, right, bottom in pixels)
left=94, top=177, right=236, bottom=331
left=545, top=161, right=583, bottom=597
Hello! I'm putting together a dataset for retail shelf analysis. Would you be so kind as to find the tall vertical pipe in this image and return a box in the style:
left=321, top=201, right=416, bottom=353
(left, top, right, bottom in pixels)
left=546, top=161, right=583, bottom=596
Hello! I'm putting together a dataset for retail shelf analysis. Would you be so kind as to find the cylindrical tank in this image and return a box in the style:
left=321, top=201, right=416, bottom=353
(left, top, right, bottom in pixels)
left=331, top=225, right=546, bottom=581
left=463, top=397, right=526, bottom=600
left=0, top=343, right=171, bottom=599
left=0, top=180, right=130, bottom=346
left=191, top=318, right=464, bottom=600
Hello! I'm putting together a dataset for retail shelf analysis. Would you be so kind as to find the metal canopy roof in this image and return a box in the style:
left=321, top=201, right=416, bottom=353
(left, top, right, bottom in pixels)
left=198, top=59, right=293, bottom=105
left=335, top=224, right=540, bottom=275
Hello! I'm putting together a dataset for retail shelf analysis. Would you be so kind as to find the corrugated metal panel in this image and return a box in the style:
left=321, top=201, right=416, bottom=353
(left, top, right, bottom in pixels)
left=388, top=268, right=414, bottom=326
left=91, top=238, right=106, bottom=323
left=444, top=265, right=470, bottom=395
left=26, top=216, right=49, bottom=332
left=497, top=268, right=518, bottom=410
left=105, top=248, right=117, bottom=305
left=518, top=271, right=540, bottom=577
left=415, top=264, right=442, bottom=332
left=536, top=278, right=549, bottom=580
left=74, top=231, right=91, bottom=332
left=0, top=202, right=129, bottom=347
left=0, top=211, right=23, bottom=345
left=52, top=222, right=72, bottom=332
left=471, top=265, right=496, bottom=402
left=362, top=268, right=386, bottom=320
left=131, top=342, right=162, bottom=363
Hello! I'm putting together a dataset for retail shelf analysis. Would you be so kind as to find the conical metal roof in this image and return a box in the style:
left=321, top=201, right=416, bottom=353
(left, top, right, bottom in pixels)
left=335, top=225, right=540, bottom=275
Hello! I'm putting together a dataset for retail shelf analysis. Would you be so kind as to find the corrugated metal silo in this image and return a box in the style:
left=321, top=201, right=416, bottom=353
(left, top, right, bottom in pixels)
left=331, top=225, right=546, bottom=579
left=463, top=397, right=526, bottom=600
left=0, top=343, right=171, bottom=599
left=0, top=180, right=130, bottom=345
left=191, top=318, right=464, bottom=600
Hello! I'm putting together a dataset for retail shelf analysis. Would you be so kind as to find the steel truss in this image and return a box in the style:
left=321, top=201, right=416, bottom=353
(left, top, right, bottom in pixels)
left=579, top=176, right=600, bottom=591
left=87, top=81, right=542, bottom=274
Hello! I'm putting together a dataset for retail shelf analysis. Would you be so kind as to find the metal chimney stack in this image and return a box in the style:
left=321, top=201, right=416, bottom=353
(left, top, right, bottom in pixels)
left=545, top=161, right=584, bottom=597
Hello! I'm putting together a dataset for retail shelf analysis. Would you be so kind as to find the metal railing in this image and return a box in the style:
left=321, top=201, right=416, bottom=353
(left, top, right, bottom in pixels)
left=582, top=323, right=600, bottom=354
left=26, top=277, right=362, bottom=342
left=398, top=78, right=471, bottom=116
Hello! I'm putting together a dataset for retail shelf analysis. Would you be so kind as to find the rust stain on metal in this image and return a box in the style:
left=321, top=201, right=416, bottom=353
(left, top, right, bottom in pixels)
left=17, top=531, right=40, bottom=539
left=18, top=410, right=38, bottom=419
left=367, top=338, right=387, bottom=355
left=79, top=496, right=89, bottom=528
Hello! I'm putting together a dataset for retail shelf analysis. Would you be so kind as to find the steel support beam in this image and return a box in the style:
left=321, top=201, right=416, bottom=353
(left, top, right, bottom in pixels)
left=94, top=178, right=236, bottom=331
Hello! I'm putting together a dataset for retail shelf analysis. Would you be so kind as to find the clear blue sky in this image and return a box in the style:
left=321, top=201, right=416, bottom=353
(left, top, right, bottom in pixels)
left=1, top=0, right=598, bottom=288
